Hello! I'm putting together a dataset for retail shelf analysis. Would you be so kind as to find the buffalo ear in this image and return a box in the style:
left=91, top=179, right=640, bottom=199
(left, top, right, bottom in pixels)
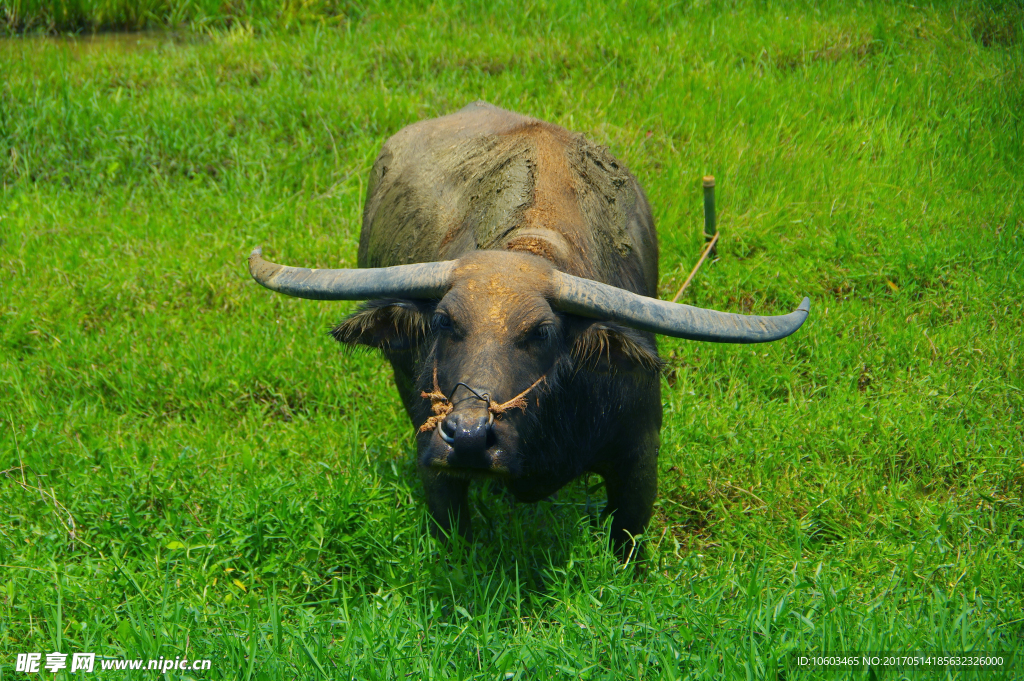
left=571, top=322, right=663, bottom=373
left=330, top=299, right=434, bottom=351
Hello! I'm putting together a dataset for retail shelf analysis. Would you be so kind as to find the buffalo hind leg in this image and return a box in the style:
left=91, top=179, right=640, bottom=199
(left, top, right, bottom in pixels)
left=600, top=439, right=658, bottom=562
left=420, top=469, right=472, bottom=545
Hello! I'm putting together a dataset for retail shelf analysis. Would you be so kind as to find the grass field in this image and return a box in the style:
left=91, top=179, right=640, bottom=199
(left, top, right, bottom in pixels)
left=1, top=0, right=354, bottom=34
left=2, top=1, right=1023, bottom=678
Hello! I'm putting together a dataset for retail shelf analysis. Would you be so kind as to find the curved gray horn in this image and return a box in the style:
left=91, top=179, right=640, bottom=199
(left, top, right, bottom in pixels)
left=248, top=246, right=455, bottom=300
left=551, top=271, right=809, bottom=343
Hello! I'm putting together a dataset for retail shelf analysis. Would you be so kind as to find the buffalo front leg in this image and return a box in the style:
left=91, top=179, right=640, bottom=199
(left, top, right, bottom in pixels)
left=419, top=468, right=472, bottom=544
left=599, top=436, right=658, bottom=561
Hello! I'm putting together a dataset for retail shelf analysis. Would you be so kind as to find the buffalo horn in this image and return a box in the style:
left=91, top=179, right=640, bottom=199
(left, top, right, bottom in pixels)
left=248, top=247, right=455, bottom=300
left=551, top=271, right=809, bottom=343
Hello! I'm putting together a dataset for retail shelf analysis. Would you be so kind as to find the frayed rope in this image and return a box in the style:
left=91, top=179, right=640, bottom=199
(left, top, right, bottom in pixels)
left=419, top=365, right=546, bottom=433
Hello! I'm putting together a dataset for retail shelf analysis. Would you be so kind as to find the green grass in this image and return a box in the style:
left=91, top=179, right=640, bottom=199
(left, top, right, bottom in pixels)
left=2, top=1, right=1023, bottom=678
left=1, top=0, right=362, bottom=34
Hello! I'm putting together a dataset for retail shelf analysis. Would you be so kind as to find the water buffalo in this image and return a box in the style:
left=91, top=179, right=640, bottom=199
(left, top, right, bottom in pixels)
left=249, top=101, right=808, bottom=559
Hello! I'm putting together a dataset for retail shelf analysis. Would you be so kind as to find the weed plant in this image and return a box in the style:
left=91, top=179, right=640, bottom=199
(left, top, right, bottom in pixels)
left=1, top=1, right=1022, bottom=678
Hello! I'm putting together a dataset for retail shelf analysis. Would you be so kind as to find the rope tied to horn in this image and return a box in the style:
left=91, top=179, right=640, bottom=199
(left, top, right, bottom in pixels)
left=419, top=364, right=546, bottom=434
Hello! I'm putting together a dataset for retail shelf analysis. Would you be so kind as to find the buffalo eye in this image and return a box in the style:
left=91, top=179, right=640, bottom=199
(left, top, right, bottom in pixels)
left=431, top=312, right=453, bottom=332
left=529, top=323, right=555, bottom=342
